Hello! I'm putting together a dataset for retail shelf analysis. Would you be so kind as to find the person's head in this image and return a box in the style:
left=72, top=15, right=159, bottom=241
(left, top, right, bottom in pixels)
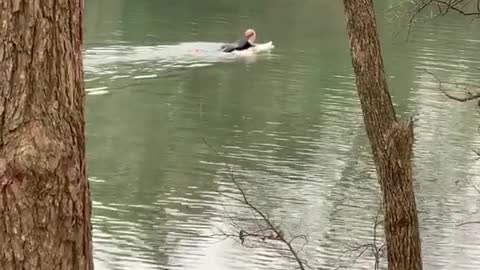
left=244, top=28, right=256, bottom=42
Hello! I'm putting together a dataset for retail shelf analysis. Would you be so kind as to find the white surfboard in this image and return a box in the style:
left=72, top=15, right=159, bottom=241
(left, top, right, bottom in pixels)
left=230, top=41, right=275, bottom=56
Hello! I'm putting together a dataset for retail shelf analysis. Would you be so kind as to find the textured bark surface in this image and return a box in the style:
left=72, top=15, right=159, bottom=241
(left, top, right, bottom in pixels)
left=0, top=0, right=93, bottom=269
left=342, top=0, right=422, bottom=269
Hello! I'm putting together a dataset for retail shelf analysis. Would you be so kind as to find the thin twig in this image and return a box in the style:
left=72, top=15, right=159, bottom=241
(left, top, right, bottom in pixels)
left=203, top=138, right=309, bottom=270
left=423, top=69, right=480, bottom=102
left=337, top=205, right=385, bottom=269
left=432, top=0, right=480, bottom=16
left=457, top=220, right=480, bottom=226
left=407, top=0, right=435, bottom=38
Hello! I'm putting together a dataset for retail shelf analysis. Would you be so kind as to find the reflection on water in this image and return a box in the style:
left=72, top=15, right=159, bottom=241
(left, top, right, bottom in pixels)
left=84, top=0, right=480, bottom=269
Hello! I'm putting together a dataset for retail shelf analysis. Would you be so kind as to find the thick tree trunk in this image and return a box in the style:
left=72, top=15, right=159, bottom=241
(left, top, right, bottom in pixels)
left=0, top=1, right=93, bottom=269
left=342, top=0, right=422, bottom=269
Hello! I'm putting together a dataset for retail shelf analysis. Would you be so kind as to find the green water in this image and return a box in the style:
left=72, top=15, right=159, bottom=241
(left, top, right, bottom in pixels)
left=84, top=1, right=480, bottom=269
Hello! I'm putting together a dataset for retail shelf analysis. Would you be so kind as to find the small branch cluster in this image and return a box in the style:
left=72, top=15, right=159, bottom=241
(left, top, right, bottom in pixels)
left=455, top=179, right=480, bottom=226
left=386, top=0, right=480, bottom=37
left=410, top=0, right=480, bottom=20
left=335, top=207, right=386, bottom=270
left=423, top=69, right=480, bottom=102
left=220, top=177, right=310, bottom=270
left=423, top=69, right=480, bottom=156
left=203, top=139, right=311, bottom=270
left=428, top=0, right=480, bottom=16
left=421, top=71, right=480, bottom=227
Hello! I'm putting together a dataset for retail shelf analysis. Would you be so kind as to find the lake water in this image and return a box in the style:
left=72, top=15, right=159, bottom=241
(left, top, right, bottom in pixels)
left=83, top=1, right=480, bottom=269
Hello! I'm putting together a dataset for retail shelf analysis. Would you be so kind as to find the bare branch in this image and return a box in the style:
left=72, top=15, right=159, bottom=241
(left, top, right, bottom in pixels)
left=203, top=139, right=310, bottom=270
left=423, top=69, right=480, bottom=102
left=457, top=220, right=480, bottom=226
left=390, top=0, right=480, bottom=39
left=473, top=184, right=480, bottom=194
left=431, top=0, right=480, bottom=16
left=337, top=205, right=386, bottom=270
left=406, top=0, right=435, bottom=37
left=299, top=259, right=315, bottom=270
left=289, top=234, right=308, bottom=245
left=454, top=177, right=480, bottom=225
left=443, top=91, right=480, bottom=102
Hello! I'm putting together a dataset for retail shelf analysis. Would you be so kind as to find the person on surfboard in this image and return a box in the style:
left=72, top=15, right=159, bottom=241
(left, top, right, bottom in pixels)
left=220, top=29, right=257, bottom=53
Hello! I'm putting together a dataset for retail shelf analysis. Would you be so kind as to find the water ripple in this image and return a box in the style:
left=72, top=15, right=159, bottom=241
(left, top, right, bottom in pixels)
left=87, top=3, right=480, bottom=270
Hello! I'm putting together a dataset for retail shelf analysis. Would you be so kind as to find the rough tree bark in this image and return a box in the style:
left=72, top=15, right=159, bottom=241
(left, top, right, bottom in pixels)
left=0, top=1, right=93, bottom=269
left=342, top=0, right=422, bottom=269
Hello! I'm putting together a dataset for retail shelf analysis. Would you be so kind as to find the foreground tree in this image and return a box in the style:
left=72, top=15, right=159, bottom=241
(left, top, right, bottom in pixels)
left=342, top=0, right=423, bottom=269
left=0, top=1, right=93, bottom=269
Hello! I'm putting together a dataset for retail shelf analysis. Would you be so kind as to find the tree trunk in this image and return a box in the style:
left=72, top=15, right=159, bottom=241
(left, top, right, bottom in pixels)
left=342, top=0, right=422, bottom=269
left=0, top=1, right=93, bottom=269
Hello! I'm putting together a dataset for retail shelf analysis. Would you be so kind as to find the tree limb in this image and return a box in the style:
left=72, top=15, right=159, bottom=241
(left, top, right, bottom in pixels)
left=457, top=220, right=480, bottom=226
left=423, top=69, right=480, bottom=102
left=336, top=206, right=386, bottom=270
left=430, top=0, right=480, bottom=16
left=203, top=139, right=310, bottom=270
